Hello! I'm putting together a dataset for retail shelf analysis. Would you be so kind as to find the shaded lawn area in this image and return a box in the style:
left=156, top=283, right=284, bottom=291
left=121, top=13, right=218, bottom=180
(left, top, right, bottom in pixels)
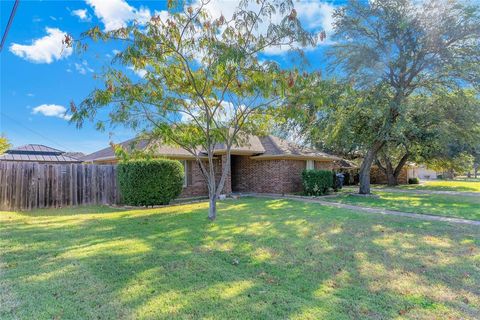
left=323, top=191, right=480, bottom=221
left=1, top=198, right=479, bottom=320
left=399, top=180, right=480, bottom=192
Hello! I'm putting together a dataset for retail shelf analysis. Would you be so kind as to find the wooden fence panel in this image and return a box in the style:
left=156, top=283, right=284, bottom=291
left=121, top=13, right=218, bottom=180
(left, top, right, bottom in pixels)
left=0, top=162, right=120, bottom=211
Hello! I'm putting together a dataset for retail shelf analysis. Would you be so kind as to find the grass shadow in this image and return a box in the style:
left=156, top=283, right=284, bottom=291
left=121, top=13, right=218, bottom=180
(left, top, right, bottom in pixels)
left=1, top=198, right=479, bottom=319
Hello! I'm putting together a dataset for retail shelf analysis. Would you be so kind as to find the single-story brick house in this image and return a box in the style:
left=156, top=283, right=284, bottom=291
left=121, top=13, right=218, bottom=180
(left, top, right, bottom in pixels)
left=82, top=135, right=340, bottom=197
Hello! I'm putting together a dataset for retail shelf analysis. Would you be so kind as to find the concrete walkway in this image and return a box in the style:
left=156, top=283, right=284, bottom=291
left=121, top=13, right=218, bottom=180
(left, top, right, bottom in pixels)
left=237, top=193, right=480, bottom=226
left=371, top=187, right=480, bottom=197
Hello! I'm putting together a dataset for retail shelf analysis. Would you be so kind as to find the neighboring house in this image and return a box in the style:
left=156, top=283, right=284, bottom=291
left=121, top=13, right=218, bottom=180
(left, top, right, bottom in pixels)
left=64, top=151, right=85, bottom=160
left=82, top=134, right=340, bottom=197
left=370, top=163, right=416, bottom=184
left=407, top=164, right=439, bottom=180
left=0, top=144, right=83, bottom=164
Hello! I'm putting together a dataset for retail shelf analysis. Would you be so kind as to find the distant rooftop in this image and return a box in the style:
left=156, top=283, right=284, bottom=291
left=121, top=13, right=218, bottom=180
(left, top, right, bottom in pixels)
left=0, top=144, right=82, bottom=163
left=10, top=144, right=62, bottom=153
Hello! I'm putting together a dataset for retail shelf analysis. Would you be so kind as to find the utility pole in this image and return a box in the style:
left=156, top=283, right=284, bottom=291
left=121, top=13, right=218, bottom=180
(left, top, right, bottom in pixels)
left=0, top=0, right=20, bottom=52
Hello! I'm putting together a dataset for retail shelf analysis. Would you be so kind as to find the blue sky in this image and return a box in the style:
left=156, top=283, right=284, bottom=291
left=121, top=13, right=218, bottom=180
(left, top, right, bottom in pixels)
left=0, top=0, right=341, bottom=154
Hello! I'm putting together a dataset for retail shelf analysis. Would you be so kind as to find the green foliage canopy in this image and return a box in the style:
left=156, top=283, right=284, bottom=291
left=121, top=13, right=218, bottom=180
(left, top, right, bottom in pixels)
left=325, top=0, right=480, bottom=193
left=0, top=136, right=10, bottom=154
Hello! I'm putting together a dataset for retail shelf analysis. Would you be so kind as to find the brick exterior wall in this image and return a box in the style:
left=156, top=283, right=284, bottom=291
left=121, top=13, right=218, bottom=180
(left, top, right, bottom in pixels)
left=315, top=161, right=334, bottom=170
left=231, top=156, right=333, bottom=194
left=95, top=155, right=334, bottom=197
left=180, top=160, right=210, bottom=197
left=370, top=166, right=408, bottom=184
left=180, top=156, right=231, bottom=197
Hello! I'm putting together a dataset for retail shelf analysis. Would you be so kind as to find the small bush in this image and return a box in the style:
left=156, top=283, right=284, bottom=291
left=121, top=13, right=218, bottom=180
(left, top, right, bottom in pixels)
left=302, top=169, right=333, bottom=196
left=118, top=159, right=184, bottom=206
left=408, top=177, right=420, bottom=184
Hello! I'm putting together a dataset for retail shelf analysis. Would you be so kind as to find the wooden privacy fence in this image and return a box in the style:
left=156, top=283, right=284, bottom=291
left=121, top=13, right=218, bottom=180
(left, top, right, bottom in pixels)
left=0, top=162, right=121, bottom=211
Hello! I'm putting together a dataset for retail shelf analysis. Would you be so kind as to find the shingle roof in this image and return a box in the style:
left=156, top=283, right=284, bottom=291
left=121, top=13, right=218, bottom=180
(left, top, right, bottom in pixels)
left=81, top=138, right=150, bottom=162
left=333, top=159, right=358, bottom=169
left=251, top=136, right=340, bottom=160
left=213, top=133, right=266, bottom=154
left=0, top=144, right=82, bottom=163
left=63, top=152, right=85, bottom=160
left=82, top=134, right=339, bottom=162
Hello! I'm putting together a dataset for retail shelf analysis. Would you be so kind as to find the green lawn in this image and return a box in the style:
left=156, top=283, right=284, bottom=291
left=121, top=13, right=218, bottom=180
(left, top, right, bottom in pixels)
left=1, top=198, right=479, bottom=319
left=399, top=180, right=480, bottom=192
left=324, top=191, right=480, bottom=221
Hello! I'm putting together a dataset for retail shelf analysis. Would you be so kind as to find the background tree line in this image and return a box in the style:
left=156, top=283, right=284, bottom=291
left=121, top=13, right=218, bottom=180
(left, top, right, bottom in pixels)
left=284, top=0, right=480, bottom=189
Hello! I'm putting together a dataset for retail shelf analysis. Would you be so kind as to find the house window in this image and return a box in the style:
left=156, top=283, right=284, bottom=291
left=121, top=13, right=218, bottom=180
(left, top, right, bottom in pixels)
left=182, top=160, right=188, bottom=187
left=306, top=160, right=314, bottom=170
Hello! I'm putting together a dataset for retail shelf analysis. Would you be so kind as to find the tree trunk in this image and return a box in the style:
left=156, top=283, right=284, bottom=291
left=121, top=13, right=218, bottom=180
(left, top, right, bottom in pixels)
left=208, top=194, right=217, bottom=221
left=359, top=140, right=384, bottom=194
left=384, top=158, right=397, bottom=186
left=448, top=168, right=454, bottom=179
left=375, top=156, right=397, bottom=186
left=386, top=170, right=397, bottom=186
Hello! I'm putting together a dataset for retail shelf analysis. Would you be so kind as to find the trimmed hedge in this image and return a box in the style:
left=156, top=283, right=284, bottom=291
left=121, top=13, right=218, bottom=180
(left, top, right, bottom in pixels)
left=302, top=169, right=333, bottom=196
left=118, top=159, right=184, bottom=206
left=408, top=177, right=420, bottom=184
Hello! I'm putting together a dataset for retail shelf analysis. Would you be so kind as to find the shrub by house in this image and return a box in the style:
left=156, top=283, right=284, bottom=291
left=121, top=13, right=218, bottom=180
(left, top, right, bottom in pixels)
left=408, top=177, right=420, bottom=184
left=118, top=159, right=184, bottom=206
left=302, top=169, right=333, bottom=196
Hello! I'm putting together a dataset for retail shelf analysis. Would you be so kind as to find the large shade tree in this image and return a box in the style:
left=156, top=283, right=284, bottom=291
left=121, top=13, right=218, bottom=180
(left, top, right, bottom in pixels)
left=374, top=90, right=480, bottom=185
left=282, top=78, right=480, bottom=186
left=70, top=0, right=314, bottom=220
left=328, top=0, right=480, bottom=193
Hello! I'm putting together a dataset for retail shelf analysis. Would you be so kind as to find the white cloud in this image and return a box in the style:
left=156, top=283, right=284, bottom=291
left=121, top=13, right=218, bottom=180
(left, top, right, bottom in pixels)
left=72, top=8, right=91, bottom=21
left=75, top=60, right=94, bottom=75
left=127, top=66, right=147, bottom=78
left=191, top=0, right=336, bottom=55
left=26, top=93, right=35, bottom=97
left=9, top=28, right=72, bottom=63
left=86, top=0, right=151, bottom=31
left=298, top=2, right=335, bottom=35
left=153, top=10, right=170, bottom=23
left=32, top=104, right=71, bottom=120
left=75, top=63, right=86, bottom=74
left=136, top=7, right=152, bottom=25
left=180, top=99, right=246, bottom=124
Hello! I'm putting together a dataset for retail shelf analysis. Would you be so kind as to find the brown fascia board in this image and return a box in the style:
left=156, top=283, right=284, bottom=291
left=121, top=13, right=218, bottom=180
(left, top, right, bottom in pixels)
left=250, top=154, right=340, bottom=161
left=212, top=149, right=265, bottom=156
left=86, top=153, right=211, bottom=163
